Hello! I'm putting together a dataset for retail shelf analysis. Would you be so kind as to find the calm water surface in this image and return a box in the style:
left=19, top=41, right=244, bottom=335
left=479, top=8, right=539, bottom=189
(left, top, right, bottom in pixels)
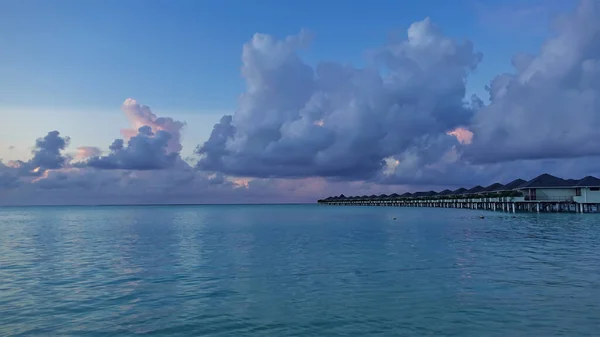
left=1, top=205, right=600, bottom=336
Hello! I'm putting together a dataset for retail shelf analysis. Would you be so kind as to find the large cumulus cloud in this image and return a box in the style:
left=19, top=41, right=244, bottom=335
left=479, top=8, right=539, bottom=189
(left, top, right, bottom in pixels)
left=30, top=131, right=71, bottom=170
left=84, top=126, right=179, bottom=170
left=0, top=130, right=71, bottom=190
left=4, top=1, right=600, bottom=206
left=375, top=0, right=600, bottom=187
left=4, top=131, right=71, bottom=177
left=121, top=98, right=186, bottom=154
left=197, top=0, right=600, bottom=189
left=78, top=99, right=189, bottom=170
left=0, top=100, right=336, bottom=205
left=465, top=0, right=600, bottom=163
left=196, top=18, right=482, bottom=179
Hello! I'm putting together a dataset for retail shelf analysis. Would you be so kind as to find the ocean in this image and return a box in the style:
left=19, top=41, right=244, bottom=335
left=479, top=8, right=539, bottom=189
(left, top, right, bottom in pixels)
left=1, top=204, right=599, bottom=336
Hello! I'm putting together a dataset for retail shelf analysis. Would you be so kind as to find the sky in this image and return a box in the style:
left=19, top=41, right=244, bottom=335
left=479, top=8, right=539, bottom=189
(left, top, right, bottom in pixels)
left=1, top=0, right=598, bottom=205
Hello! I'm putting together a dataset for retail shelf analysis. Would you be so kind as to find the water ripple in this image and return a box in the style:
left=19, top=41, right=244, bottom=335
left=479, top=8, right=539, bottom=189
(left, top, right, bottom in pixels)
left=1, top=205, right=600, bottom=336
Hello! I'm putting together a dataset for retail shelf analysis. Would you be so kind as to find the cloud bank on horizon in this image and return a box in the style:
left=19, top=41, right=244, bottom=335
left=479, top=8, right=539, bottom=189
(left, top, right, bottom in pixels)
left=1, top=0, right=600, bottom=205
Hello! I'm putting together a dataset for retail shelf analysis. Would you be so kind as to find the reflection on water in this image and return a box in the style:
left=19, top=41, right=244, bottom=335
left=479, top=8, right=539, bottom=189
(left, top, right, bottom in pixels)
left=1, top=205, right=600, bottom=336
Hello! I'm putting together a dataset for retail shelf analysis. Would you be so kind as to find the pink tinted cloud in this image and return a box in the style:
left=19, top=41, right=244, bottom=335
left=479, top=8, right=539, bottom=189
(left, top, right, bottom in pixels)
left=5, top=160, right=23, bottom=168
left=447, top=127, right=473, bottom=144
left=121, top=98, right=186, bottom=154
left=74, top=146, right=102, bottom=161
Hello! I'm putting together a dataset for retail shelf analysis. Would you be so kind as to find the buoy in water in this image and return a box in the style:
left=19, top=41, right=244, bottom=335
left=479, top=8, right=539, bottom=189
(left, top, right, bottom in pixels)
left=393, top=217, right=397, bottom=220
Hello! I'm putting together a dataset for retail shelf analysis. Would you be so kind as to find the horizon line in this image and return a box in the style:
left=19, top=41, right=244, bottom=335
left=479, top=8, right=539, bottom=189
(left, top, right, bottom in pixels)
left=0, top=202, right=316, bottom=208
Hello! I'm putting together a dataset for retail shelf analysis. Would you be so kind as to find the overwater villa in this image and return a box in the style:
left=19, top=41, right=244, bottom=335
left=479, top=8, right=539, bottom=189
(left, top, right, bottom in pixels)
left=317, top=174, right=600, bottom=213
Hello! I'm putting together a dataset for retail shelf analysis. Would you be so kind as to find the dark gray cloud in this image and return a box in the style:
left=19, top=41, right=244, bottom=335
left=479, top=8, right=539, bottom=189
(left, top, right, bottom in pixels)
left=0, top=161, right=21, bottom=189
left=196, top=19, right=482, bottom=179
left=31, top=169, right=115, bottom=190
left=85, top=126, right=179, bottom=170
left=30, top=131, right=71, bottom=170
left=197, top=0, right=600, bottom=187
left=378, top=149, right=600, bottom=188
left=465, top=0, right=600, bottom=163
left=6, top=131, right=71, bottom=176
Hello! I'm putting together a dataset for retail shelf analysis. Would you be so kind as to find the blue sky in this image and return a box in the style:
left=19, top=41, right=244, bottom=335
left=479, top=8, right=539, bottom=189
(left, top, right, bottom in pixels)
left=4, top=0, right=598, bottom=206
left=1, top=0, right=575, bottom=161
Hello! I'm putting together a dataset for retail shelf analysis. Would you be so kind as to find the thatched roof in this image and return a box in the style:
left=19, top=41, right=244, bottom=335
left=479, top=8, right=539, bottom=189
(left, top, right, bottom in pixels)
left=519, top=173, right=572, bottom=188
left=483, top=183, right=504, bottom=192
left=437, top=189, right=453, bottom=196
left=465, top=185, right=485, bottom=194
left=413, top=191, right=437, bottom=197
left=501, top=179, right=527, bottom=190
left=451, top=187, right=468, bottom=195
left=319, top=174, right=600, bottom=203
left=575, top=176, right=600, bottom=187
left=565, top=179, right=579, bottom=186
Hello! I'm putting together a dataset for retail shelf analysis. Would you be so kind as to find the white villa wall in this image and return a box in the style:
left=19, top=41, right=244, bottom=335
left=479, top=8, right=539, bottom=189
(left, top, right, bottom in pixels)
left=529, top=188, right=576, bottom=201
left=574, top=188, right=600, bottom=203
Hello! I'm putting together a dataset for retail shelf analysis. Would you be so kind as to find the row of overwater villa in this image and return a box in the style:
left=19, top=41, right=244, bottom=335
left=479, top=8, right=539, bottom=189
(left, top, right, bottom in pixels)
left=317, top=174, right=600, bottom=213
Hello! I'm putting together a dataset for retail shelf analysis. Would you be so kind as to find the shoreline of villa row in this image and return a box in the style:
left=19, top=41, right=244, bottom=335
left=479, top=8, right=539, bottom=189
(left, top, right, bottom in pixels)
left=317, top=174, right=600, bottom=213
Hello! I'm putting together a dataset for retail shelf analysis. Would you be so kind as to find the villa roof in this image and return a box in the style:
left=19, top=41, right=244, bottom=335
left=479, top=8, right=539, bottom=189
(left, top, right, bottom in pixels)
left=501, top=178, right=527, bottom=190
left=465, top=185, right=486, bottom=194
left=575, top=176, right=600, bottom=187
left=483, top=182, right=504, bottom=192
left=413, top=191, right=437, bottom=197
left=519, top=173, right=572, bottom=189
left=437, top=189, right=453, bottom=196
left=320, top=174, right=600, bottom=203
left=451, top=187, right=468, bottom=195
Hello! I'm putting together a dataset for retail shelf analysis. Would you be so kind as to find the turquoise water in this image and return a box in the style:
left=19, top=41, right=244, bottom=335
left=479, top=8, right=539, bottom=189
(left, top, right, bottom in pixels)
left=1, top=205, right=600, bottom=336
